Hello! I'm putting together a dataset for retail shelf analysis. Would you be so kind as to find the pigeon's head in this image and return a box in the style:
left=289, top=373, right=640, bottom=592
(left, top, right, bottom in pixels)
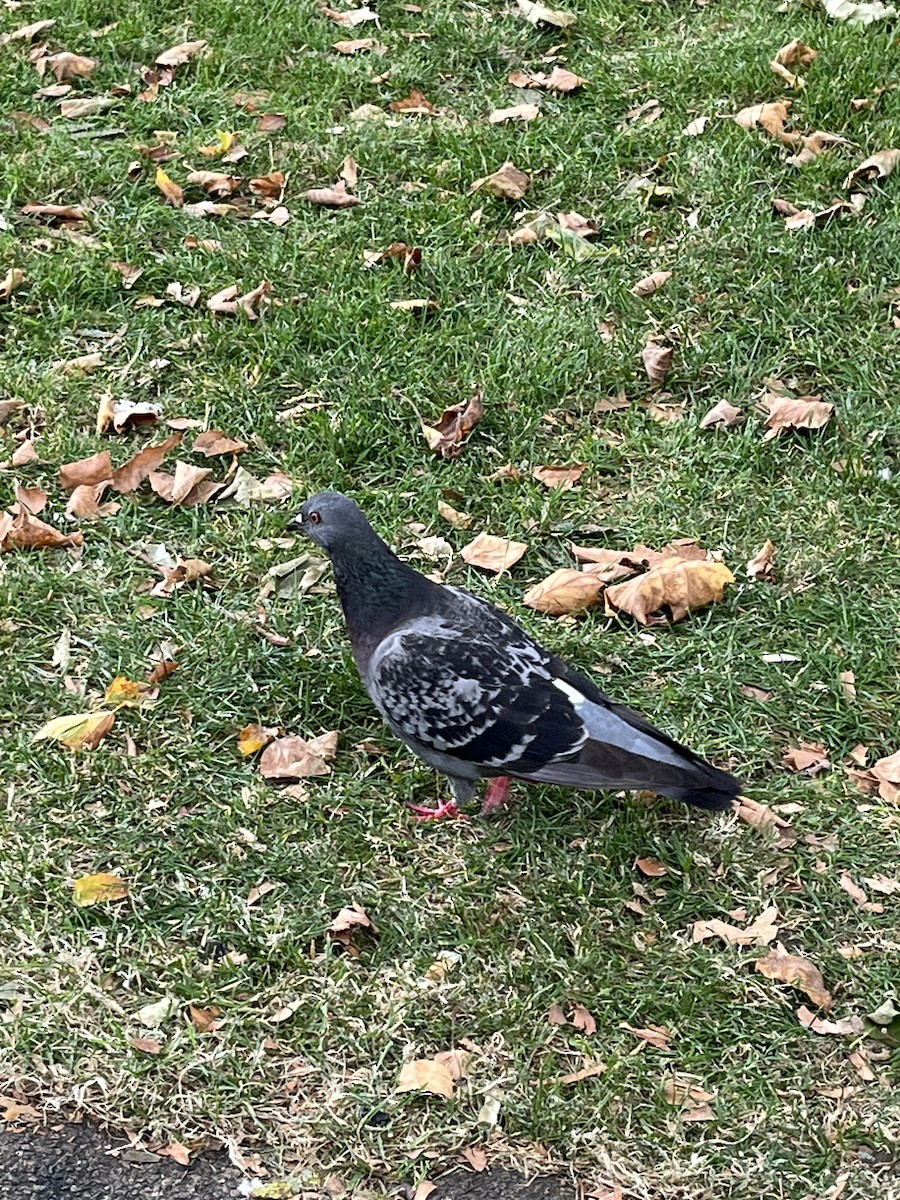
left=289, top=492, right=372, bottom=554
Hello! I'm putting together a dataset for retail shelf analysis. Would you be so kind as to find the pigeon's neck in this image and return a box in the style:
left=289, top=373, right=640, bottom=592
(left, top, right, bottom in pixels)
left=330, top=535, right=437, bottom=656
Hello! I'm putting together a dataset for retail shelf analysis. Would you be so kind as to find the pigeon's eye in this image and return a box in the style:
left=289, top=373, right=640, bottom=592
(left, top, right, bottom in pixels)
left=309, top=511, right=322, bottom=526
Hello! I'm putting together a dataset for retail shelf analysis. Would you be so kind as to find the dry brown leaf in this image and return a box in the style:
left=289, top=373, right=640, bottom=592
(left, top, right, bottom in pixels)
left=532, top=464, right=585, bottom=490
left=328, top=903, right=376, bottom=944
left=523, top=569, right=604, bottom=616
left=734, top=100, right=799, bottom=145
left=762, top=393, right=834, bottom=438
left=96, top=397, right=160, bottom=435
left=844, top=148, right=900, bottom=189
left=471, top=162, right=530, bottom=201
left=206, top=280, right=272, bottom=319
left=218, top=467, right=293, bottom=506
left=15, top=484, right=48, bottom=516
left=623, top=98, right=662, bottom=125
left=238, top=724, right=279, bottom=756
left=256, top=112, right=286, bottom=133
left=461, top=533, right=527, bottom=574
left=736, top=796, right=794, bottom=841
left=193, top=429, right=248, bottom=457
left=389, top=298, right=438, bottom=312
left=622, top=1023, right=671, bottom=1049
left=516, top=0, right=576, bottom=27
left=304, top=180, right=361, bottom=208
left=746, top=539, right=777, bottom=581
left=1, top=19, right=56, bottom=43
left=870, top=749, right=900, bottom=803
left=641, top=342, right=673, bottom=387
left=663, top=1077, right=714, bottom=1107
left=839, top=872, right=883, bottom=912
left=0, top=268, right=26, bottom=302
left=21, top=202, right=87, bottom=223
left=155, top=39, right=208, bottom=66
left=421, top=388, right=484, bottom=458
left=320, top=4, right=379, bottom=28
left=149, top=460, right=217, bottom=507
left=110, top=261, right=144, bottom=290
left=333, top=37, right=382, bottom=53
left=631, top=271, right=671, bottom=297
left=1, top=508, right=84, bottom=554
left=839, top=670, right=856, bottom=702
left=187, top=170, right=242, bottom=197
left=461, top=1146, right=487, bottom=1172
left=797, top=1006, right=864, bottom=1037
left=489, top=103, right=540, bottom=124
left=363, top=241, right=422, bottom=272
left=188, top=1004, right=221, bottom=1033
left=849, top=1049, right=877, bottom=1082
left=510, top=67, right=584, bottom=92
left=395, top=1058, right=455, bottom=1098
left=786, top=130, right=853, bottom=168
left=42, top=52, right=96, bottom=82
left=700, top=399, right=742, bottom=429
left=437, top=501, right=472, bottom=528
left=755, top=944, right=832, bottom=1009
left=571, top=548, right=636, bottom=584
left=571, top=1004, right=597, bottom=1035
left=150, top=558, right=212, bottom=598
left=693, top=906, right=779, bottom=947
left=783, top=742, right=830, bottom=774
left=548, top=1003, right=568, bottom=1026
left=259, top=731, right=338, bottom=780
left=682, top=115, right=709, bottom=136
left=389, top=89, right=437, bottom=115
left=59, top=96, right=117, bottom=118
left=155, top=168, right=183, bottom=207
left=776, top=39, right=819, bottom=69
left=604, top=557, right=734, bottom=625
left=558, top=1058, right=606, bottom=1084
left=110, top=432, right=183, bottom=494
left=250, top=171, right=286, bottom=199
left=635, top=856, right=668, bottom=877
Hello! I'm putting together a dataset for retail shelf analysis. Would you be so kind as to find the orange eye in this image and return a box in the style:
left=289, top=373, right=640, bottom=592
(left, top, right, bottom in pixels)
left=309, top=511, right=322, bottom=525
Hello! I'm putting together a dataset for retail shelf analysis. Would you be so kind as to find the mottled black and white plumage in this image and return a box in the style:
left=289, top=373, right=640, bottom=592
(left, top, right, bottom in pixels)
left=290, top=493, right=741, bottom=814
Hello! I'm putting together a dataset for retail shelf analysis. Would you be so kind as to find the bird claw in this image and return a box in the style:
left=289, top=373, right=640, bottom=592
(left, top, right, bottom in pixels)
left=481, top=776, right=512, bottom=817
left=406, top=799, right=468, bottom=821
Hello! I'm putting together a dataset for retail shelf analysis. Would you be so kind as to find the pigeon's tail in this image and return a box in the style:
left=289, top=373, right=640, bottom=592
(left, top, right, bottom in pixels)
left=651, top=760, right=742, bottom=812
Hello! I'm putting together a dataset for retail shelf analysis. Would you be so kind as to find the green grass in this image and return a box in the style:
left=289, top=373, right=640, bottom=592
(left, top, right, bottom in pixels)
left=1, top=0, right=899, bottom=1195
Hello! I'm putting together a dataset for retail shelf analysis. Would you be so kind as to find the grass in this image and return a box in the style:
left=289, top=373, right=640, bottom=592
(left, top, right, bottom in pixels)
left=1, top=0, right=900, bottom=1195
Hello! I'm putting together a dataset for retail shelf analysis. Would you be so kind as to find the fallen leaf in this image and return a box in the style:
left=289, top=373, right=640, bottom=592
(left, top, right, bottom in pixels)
left=663, top=1077, right=713, bottom=1107
left=259, top=732, right=338, bottom=779
left=21, top=203, right=87, bottom=223
left=14, top=484, right=48, bottom=515
left=96, top=397, right=160, bottom=435
left=622, top=1023, right=671, bottom=1049
left=250, top=171, right=286, bottom=200
left=389, top=298, right=438, bottom=312
left=187, top=170, right=242, bottom=197
left=111, top=432, right=183, bottom=494
left=558, top=1058, right=606, bottom=1084
left=700, top=400, right=742, bottom=429
left=193, top=429, right=248, bottom=457
left=0, top=268, right=26, bottom=301
left=149, top=461, right=220, bottom=507
left=2, top=510, right=84, bottom=554
left=105, top=676, right=153, bottom=707
left=548, top=1003, right=567, bottom=1026
left=34, top=711, right=115, bottom=750
left=165, top=281, right=202, bottom=307
left=471, top=162, right=530, bottom=201
left=783, top=742, right=830, bottom=774
left=631, top=271, right=671, bottom=297
left=740, top=684, right=772, bottom=702
left=189, top=1004, right=222, bottom=1033
left=523, top=569, right=604, bottom=616
left=421, top=388, right=484, bottom=458
left=641, top=342, right=673, bottom=387
left=532, top=464, right=585, bottom=490
left=320, top=3, right=380, bottom=28
left=682, top=115, right=709, bottom=136
left=389, top=89, right=437, bottom=115
left=635, top=857, right=668, bottom=877
left=746, top=539, right=777, bottom=581
left=59, top=96, right=118, bottom=118
left=136, top=996, right=178, bottom=1027
left=395, top=1058, right=455, bottom=1098
left=41, top=52, right=96, bottom=82
left=304, top=180, right=361, bottom=208
left=218, top=467, right=293, bottom=505
left=734, top=100, right=798, bottom=145
left=110, top=261, right=144, bottom=290
left=489, top=103, right=540, bottom=124
left=333, top=37, right=383, bottom=53
left=844, top=148, right=900, bottom=189
left=839, top=872, right=883, bottom=912
left=510, top=67, right=585, bottom=92
left=870, top=749, right=900, bottom=803
left=516, top=0, right=577, bottom=28
left=239, top=724, right=278, bottom=756
left=328, top=903, right=376, bottom=950
left=797, top=1006, right=865, bottom=1036
left=1, top=19, right=56, bottom=44
left=762, top=393, right=834, bottom=438
left=605, top=557, right=734, bottom=625
left=461, top=1146, right=487, bottom=1172
left=461, top=533, right=528, bottom=574
left=72, top=871, right=128, bottom=906
left=363, top=241, right=422, bottom=272
left=155, top=39, right=208, bottom=66
left=692, top=906, right=779, bottom=947
left=756, top=944, right=832, bottom=1009
left=155, top=168, right=183, bottom=207
left=623, top=98, right=662, bottom=125
left=571, top=1004, right=597, bottom=1035
left=206, top=280, right=272, bottom=319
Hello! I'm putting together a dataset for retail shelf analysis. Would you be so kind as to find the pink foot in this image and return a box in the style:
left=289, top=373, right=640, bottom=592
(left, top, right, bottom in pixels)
left=406, top=799, right=468, bottom=821
left=481, top=776, right=512, bottom=817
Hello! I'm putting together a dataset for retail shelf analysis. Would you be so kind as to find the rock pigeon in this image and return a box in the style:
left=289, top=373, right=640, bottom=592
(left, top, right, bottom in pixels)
left=290, top=492, right=741, bottom=819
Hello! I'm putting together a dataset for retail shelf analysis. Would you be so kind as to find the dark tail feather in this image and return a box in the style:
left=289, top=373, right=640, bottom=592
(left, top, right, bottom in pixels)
left=662, top=770, right=742, bottom=812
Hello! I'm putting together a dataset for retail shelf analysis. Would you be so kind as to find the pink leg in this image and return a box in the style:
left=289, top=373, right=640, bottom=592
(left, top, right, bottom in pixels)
left=481, top=776, right=512, bottom=817
left=406, top=799, right=468, bottom=821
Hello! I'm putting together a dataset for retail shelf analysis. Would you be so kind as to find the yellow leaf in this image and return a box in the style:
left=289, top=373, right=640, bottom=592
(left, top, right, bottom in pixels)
left=238, top=723, right=278, bottom=756
left=104, top=676, right=150, bottom=706
left=33, top=710, right=115, bottom=750
left=155, top=167, right=184, bottom=207
left=604, top=558, right=735, bottom=625
left=523, top=569, right=604, bottom=615
left=73, top=872, right=129, bottom=906
left=395, top=1057, right=455, bottom=1098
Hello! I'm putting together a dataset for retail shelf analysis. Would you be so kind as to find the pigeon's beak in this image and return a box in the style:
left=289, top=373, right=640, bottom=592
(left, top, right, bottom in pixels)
left=287, top=512, right=305, bottom=533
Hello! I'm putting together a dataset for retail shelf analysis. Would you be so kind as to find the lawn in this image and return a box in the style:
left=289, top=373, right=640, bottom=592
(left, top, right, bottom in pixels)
left=1, top=0, right=899, bottom=1196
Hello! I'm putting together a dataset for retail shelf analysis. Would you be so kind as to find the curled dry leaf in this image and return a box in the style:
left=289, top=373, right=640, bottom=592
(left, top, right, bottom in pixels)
left=682, top=115, right=709, bottom=136
left=734, top=100, right=798, bottom=146
left=395, top=1058, right=455, bottom=1099
left=11, top=441, right=38, bottom=467
left=489, top=103, right=540, bottom=124
left=193, top=429, right=248, bottom=456
left=389, top=89, right=437, bottom=115
left=33, top=710, right=115, bottom=750
left=238, top=724, right=279, bottom=756
left=523, top=569, right=604, bottom=616
left=187, top=170, right=242, bottom=197
left=1, top=19, right=56, bottom=43
left=461, top=1146, right=487, bottom=1173
left=571, top=1004, right=597, bottom=1035
left=328, top=903, right=376, bottom=948
left=786, top=131, right=852, bottom=168
left=364, top=241, right=422, bottom=271
left=42, top=52, right=96, bottom=82
left=510, top=67, right=585, bottom=93
left=72, top=872, right=128, bottom=906
left=15, top=484, right=48, bottom=515
left=693, top=906, right=779, bottom=947
left=664, top=1078, right=714, bottom=1108
left=259, top=731, right=339, bottom=779
left=532, top=464, right=585, bottom=490
left=641, top=342, right=673, bottom=387
left=59, top=451, right=112, bottom=489
left=155, top=39, right=208, bottom=67
left=21, top=203, right=87, bottom=223
left=843, top=148, right=900, bottom=189
left=870, top=749, right=900, bottom=803
left=96, top=397, right=160, bottom=435
left=783, top=742, right=830, bottom=774
left=746, top=539, right=777, bottom=581
left=111, top=432, right=183, bottom=494
left=304, top=180, right=361, bottom=208
left=110, top=261, right=144, bottom=290
left=149, top=461, right=222, bottom=507
left=1, top=268, right=26, bottom=301
left=797, top=1006, right=865, bottom=1037
left=700, top=400, right=742, bottom=429
left=756, top=943, right=832, bottom=1009
left=206, top=280, right=272, bottom=319
left=762, top=393, right=834, bottom=438
left=333, top=37, right=383, bottom=53
left=149, top=557, right=213, bottom=599
left=319, top=4, right=379, bottom=28
left=516, top=0, right=577, bottom=26
left=605, top=558, right=734, bottom=625
left=2, top=510, right=84, bottom=554
left=623, top=1023, right=671, bottom=1049
left=421, top=388, right=484, bottom=458
left=631, top=271, right=671, bottom=297
left=155, top=168, right=184, bottom=207
left=471, top=162, right=530, bottom=201
left=166, top=281, right=202, bottom=306
left=59, top=97, right=118, bottom=118
left=558, top=1058, right=606, bottom=1085
left=218, top=467, right=294, bottom=506
left=250, top=171, right=286, bottom=199
left=461, top=533, right=528, bottom=574
left=635, top=857, right=668, bottom=877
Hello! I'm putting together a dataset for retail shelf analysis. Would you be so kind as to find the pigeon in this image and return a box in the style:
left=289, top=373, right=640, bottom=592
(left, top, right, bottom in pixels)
left=290, top=492, right=741, bottom=819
